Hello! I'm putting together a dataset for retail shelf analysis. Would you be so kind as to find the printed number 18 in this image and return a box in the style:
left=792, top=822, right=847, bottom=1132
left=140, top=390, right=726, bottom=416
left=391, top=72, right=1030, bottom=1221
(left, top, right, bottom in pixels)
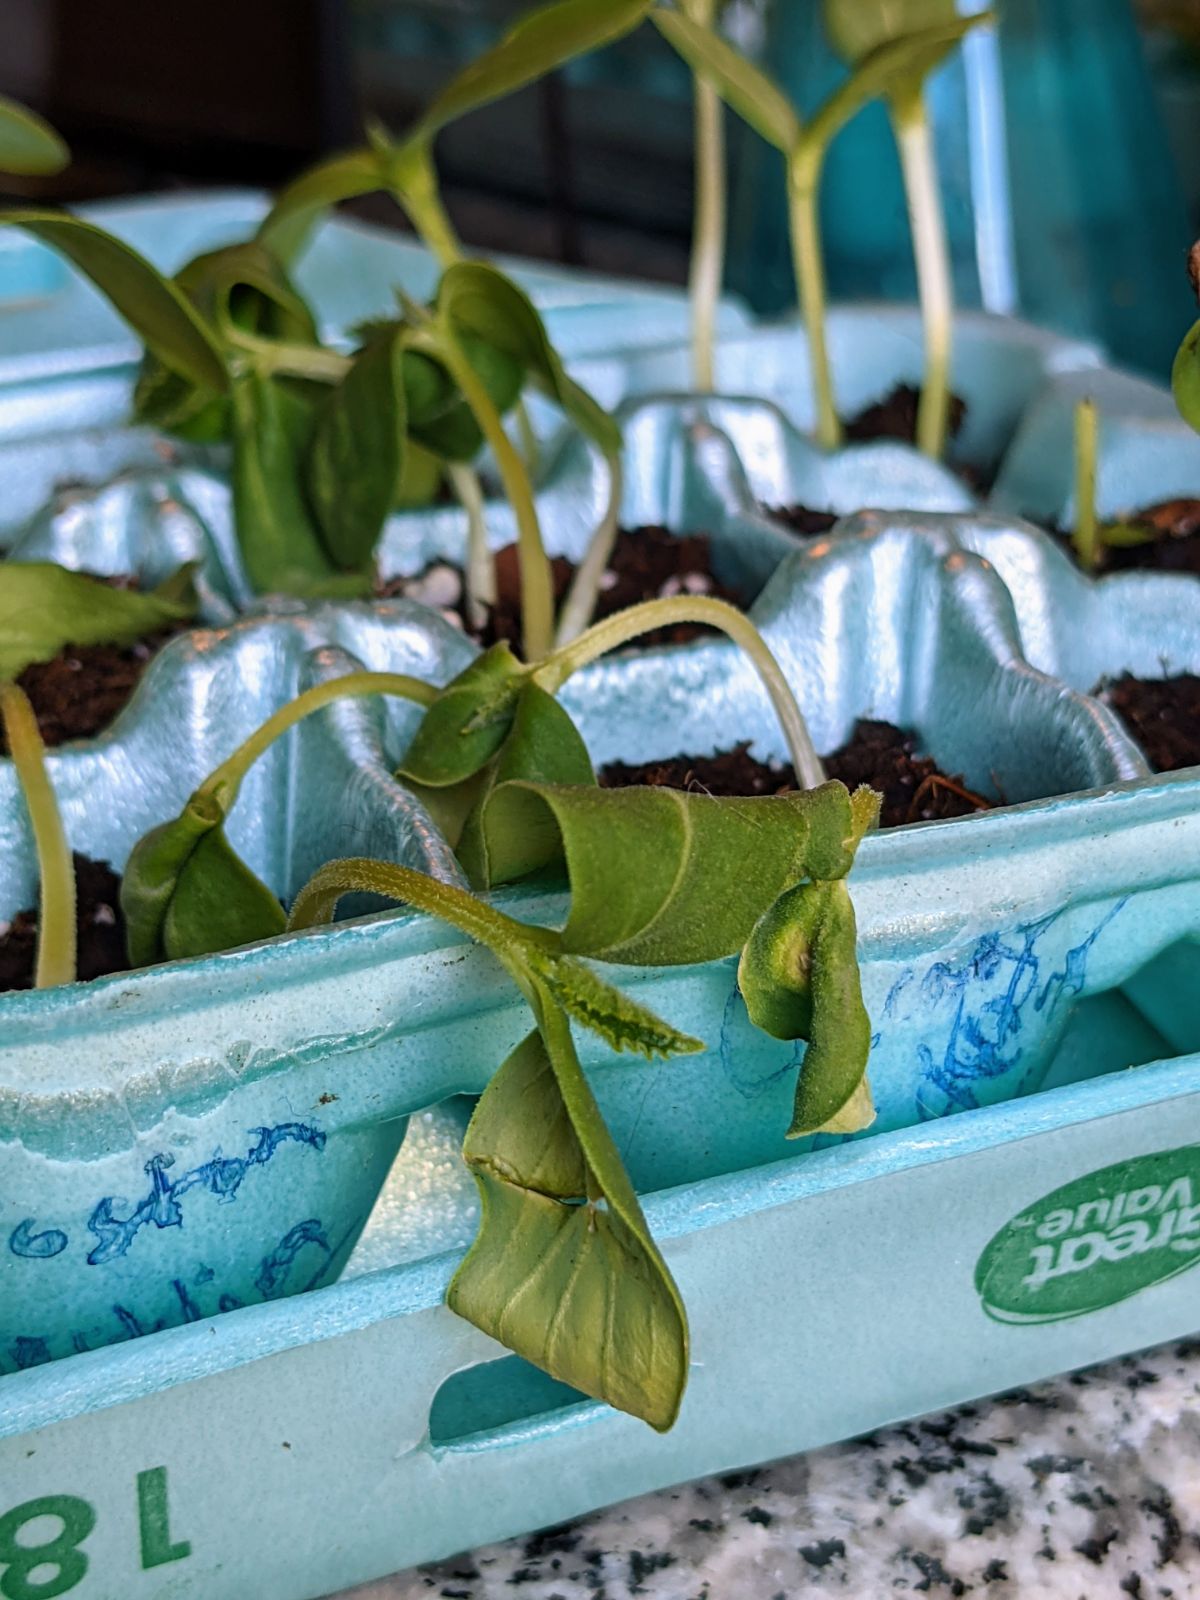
left=0, top=1468, right=189, bottom=1598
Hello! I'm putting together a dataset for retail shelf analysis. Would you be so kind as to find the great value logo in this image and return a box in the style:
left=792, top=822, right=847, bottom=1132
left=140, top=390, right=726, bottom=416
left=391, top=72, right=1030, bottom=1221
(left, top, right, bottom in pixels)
left=975, top=1146, right=1200, bottom=1324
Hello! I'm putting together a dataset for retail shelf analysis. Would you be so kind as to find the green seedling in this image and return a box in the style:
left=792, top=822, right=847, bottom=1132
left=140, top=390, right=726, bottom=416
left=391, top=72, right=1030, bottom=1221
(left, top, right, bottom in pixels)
left=2, top=189, right=620, bottom=625
left=1070, top=396, right=1163, bottom=570
left=1172, top=241, right=1200, bottom=436
left=0, top=683, right=75, bottom=990
left=654, top=6, right=987, bottom=454
left=824, top=0, right=993, bottom=460
left=287, top=767, right=875, bottom=1430
left=1073, top=396, right=1100, bottom=572
left=0, top=563, right=199, bottom=987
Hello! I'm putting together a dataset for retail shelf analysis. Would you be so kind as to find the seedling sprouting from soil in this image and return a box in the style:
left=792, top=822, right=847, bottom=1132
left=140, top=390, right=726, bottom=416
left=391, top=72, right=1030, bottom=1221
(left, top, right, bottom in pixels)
left=656, top=5, right=988, bottom=452
left=0, top=563, right=199, bottom=986
left=823, top=0, right=993, bottom=459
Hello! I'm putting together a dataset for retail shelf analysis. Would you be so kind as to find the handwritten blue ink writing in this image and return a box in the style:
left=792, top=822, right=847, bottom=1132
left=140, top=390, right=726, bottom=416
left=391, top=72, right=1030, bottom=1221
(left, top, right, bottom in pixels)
left=86, top=1123, right=326, bottom=1266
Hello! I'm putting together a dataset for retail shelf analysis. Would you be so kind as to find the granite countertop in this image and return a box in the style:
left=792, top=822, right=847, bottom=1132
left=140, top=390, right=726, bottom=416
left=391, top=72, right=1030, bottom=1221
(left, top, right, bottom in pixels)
left=337, top=1336, right=1200, bottom=1600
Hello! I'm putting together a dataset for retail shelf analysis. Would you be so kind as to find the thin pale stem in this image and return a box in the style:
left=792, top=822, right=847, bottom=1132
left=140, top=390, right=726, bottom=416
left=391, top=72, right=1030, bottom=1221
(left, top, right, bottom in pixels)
left=448, top=462, right=495, bottom=633
left=287, top=856, right=558, bottom=972
left=198, top=671, right=438, bottom=813
left=437, top=324, right=555, bottom=662
left=229, top=338, right=350, bottom=385
left=515, top=398, right=540, bottom=478
left=787, top=157, right=842, bottom=452
left=892, top=91, right=954, bottom=461
left=536, top=596, right=826, bottom=790
left=1073, top=397, right=1100, bottom=572
left=0, top=682, right=75, bottom=989
left=400, top=179, right=463, bottom=270
left=687, top=0, right=726, bottom=392
left=554, top=450, right=624, bottom=649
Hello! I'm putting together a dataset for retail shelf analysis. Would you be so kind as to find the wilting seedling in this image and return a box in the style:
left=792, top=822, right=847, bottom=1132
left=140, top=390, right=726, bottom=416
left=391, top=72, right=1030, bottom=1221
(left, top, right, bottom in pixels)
left=115, top=589, right=875, bottom=1427
left=0, top=563, right=200, bottom=987
left=285, top=770, right=878, bottom=1429
left=655, top=5, right=987, bottom=453
left=823, top=0, right=992, bottom=460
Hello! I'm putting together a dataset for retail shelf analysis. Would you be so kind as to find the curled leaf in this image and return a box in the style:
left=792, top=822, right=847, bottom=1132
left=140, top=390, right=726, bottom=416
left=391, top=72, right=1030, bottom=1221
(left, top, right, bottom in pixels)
left=397, top=644, right=529, bottom=788
left=230, top=370, right=370, bottom=597
left=121, top=791, right=285, bottom=968
left=455, top=683, right=595, bottom=887
left=307, top=324, right=408, bottom=571
left=0, top=563, right=198, bottom=683
left=823, top=0, right=960, bottom=62
left=448, top=1003, right=689, bottom=1431
left=739, top=878, right=874, bottom=1137
left=475, top=779, right=867, bottom=965
left=436, top=263, right=620, bottom=456
left=652, top=9, right=801, bottom=155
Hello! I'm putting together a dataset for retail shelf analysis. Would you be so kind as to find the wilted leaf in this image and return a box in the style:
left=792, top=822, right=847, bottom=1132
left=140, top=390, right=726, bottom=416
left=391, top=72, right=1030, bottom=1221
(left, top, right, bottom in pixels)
left=307, top=324, right=408, bottom=571
left=0, top=563, right=198, bottom=683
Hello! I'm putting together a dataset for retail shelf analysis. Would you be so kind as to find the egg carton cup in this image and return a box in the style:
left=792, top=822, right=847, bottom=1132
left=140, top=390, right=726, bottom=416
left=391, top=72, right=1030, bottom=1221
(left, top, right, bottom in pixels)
left=4, top=491, right=1195, bottom=1365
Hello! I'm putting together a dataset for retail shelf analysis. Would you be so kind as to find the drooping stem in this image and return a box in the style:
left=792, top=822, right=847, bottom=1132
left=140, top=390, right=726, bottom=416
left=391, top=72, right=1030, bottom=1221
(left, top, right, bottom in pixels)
left=686, top=0, right=726, bottom=391
left=1073, top=396, right=1100, bottom=573
left=787, top=154, right=842, bottom=452
left=891, top=87, right=954, bottom=460
left=288, top=855, right=557, bottom=974
left=0, top=682, right=75, bottom=989
left=436, top=325, right=555, bottom=662
left=537, top=596, right=825, bottom=789
left=198, top=671, right=438, bottom=814
left=448, top=462, right=495, bottom=633
left=554, top=449, right=624, bottom=649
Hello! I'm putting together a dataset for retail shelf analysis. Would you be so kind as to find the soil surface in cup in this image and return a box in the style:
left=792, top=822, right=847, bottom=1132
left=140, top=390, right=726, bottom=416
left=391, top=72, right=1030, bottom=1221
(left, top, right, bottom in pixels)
left=599, top=720, right=993, bottom=830
left=379, top=526, right=753, bottom=650
left=0, top=576, right=185, bottom=752
left=1061, top=500, right=1200, bottom=576
left=1100, top=673, right=1200, bottom=773
left=0, top=855, right=130, bottom=993
left=844, top=382, right=968, bottom=449
left=762, top=384, right=985, bottom=532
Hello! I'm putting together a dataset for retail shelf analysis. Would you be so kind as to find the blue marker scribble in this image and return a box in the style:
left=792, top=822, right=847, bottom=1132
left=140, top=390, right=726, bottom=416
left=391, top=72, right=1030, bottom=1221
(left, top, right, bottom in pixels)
left=881, top=901, right=1128, bottom=1122
left=718, top=986, right=805, bottom=1099
left=86, top=1122, right=326, bottom=1266
left=10, top=1336, right=50, bottom=1370
left=8, top=1219, right=68, bottom=1259
left=255, top=1219, right=330, bottom=1298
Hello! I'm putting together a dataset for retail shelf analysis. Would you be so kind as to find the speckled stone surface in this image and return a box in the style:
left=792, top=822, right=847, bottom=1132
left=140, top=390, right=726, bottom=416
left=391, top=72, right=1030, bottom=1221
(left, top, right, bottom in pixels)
left=334, top=1337, right=1200, bottom=1600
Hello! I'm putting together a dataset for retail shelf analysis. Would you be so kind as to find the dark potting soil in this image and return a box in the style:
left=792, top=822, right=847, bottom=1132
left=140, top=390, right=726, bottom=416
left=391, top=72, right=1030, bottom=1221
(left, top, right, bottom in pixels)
left=845, top=383, right=968, bottom=449
left=0, top=855, right=130, bottom=993
left=1060, top=499, right=1200, bottom=577
left=1100, top=673, right=1200, bottom=773
left=0, top=576, right=184, bottom=752
left=598, top=720, right=993, bottom=830
left=762, top=505, right=840, bottom=538
left=379, top=526, right=752, bottom=651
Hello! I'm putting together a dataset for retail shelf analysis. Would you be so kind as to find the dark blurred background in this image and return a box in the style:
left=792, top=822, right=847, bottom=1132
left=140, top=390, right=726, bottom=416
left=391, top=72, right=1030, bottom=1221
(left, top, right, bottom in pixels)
left=4, top=0, right=1200, bottom=370
left=0, top=0, right=703, bottom=283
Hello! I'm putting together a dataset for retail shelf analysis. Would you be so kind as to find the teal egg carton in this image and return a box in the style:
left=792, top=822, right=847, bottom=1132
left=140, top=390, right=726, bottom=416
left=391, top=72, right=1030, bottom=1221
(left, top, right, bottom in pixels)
left=3, top=297, right=1200, bottom=1597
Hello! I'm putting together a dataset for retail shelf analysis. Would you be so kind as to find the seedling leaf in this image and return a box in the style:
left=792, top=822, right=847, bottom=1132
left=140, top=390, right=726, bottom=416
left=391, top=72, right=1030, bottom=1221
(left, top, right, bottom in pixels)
left=0, top=563, right=199, bottom=683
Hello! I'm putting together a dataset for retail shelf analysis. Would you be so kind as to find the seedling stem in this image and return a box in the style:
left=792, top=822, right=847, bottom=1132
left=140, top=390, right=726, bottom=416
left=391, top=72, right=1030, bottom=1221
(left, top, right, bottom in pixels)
left=891, top=85, right=953, bottom=459
left=0, top=682, right=76, bottom=988
left=1073, top=396, right=1100, bottom=572
left=788, top=154, right=842, bottom=452
left=538, top=595, right=826, bottom=789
